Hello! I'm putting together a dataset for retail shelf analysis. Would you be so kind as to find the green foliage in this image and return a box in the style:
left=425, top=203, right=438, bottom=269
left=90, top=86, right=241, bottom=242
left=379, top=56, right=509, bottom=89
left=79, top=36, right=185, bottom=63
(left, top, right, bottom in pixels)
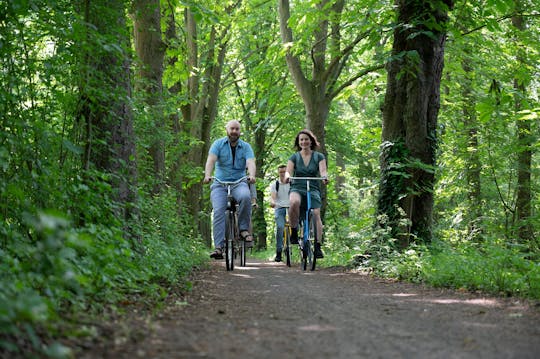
left=1, top=0, right=539, bottom=355
left=421, top=240, right=540, bottom=298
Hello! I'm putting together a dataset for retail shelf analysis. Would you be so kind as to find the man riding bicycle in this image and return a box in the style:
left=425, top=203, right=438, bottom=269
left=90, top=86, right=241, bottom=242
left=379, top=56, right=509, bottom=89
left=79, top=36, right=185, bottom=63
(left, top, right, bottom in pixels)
left=203, top=120, right=256, bottom=259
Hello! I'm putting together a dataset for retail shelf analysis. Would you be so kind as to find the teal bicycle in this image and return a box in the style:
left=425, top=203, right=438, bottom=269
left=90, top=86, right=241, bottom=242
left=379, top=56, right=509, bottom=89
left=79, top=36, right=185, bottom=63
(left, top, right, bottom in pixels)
left=289, top=176, right=326, bottom=271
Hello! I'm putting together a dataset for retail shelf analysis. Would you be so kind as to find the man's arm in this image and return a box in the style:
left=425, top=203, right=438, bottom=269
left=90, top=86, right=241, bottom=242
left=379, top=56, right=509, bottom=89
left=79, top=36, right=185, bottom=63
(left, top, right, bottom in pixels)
left=203, top=153, right=217, bottom=183
left=246, top=158, right=256, bottom=184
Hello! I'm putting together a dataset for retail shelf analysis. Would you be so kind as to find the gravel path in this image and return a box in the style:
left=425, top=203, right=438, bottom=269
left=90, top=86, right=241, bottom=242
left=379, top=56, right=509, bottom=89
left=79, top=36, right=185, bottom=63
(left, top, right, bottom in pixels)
left=80, top=258, right=540, bottom=359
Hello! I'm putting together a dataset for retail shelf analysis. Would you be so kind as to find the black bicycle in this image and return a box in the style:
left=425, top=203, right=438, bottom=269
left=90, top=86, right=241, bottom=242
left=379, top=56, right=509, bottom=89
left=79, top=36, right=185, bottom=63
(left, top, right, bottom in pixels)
left=213, top=176, right=249, bottom=271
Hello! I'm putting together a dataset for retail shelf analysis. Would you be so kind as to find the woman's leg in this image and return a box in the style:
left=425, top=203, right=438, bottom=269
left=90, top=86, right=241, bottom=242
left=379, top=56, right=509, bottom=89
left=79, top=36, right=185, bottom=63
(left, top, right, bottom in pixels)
left=288, top=192, right=301, bottom=228
left=288, top=192, right=301, bottom=244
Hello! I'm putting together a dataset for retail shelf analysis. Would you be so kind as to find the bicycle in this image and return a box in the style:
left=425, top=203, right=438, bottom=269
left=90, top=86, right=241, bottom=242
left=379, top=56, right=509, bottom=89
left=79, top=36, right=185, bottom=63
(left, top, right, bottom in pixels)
left=282, top=207, right=292, bottom=267
left=212, top=176, right=249, bottom=271
left=289, top=176, right=326, bottom=271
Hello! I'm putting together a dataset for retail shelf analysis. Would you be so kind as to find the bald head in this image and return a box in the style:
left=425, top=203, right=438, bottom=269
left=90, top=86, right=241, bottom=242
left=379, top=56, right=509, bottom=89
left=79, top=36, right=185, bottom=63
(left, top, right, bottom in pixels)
left=226, top=120, right=241, bottom=130
left=225, top=120, right=241, bottom=144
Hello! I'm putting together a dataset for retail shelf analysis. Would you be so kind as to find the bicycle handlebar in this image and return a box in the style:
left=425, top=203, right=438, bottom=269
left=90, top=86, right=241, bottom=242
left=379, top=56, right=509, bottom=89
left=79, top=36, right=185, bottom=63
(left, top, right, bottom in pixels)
left=288, top=176, right=328, bottom=181
left=212, top=176, right=249, bottom=185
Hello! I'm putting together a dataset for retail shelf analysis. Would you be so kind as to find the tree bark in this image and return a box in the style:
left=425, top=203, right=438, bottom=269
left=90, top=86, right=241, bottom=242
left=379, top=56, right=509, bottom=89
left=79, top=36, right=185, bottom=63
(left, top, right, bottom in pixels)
left=378, top=0, right=452, bottom=245
left=132, top=0, right=166, bottom=194
left=78, top=0, right=139, bottom=243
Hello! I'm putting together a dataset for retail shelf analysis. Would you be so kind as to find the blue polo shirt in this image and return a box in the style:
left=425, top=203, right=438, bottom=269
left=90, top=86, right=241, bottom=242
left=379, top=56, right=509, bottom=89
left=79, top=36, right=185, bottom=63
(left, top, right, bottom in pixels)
left=209, top=137, right=255, bottom=181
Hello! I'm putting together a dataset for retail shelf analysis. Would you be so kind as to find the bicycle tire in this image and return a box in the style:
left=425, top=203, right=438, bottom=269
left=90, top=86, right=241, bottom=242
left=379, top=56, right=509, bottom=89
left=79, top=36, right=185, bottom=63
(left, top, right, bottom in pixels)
left=284, top=226, right=292, bottom=267
left=239, top=239, right=246, bottom=266
left=225, top=211, right=235, bottom=271
left=308, top=210, right=317, bottom=271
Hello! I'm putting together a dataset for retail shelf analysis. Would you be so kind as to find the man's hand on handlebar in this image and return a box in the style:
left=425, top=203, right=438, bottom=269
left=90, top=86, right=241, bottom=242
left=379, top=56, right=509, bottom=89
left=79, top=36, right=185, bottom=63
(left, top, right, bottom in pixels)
left=203, top=176, right=212, bottom=184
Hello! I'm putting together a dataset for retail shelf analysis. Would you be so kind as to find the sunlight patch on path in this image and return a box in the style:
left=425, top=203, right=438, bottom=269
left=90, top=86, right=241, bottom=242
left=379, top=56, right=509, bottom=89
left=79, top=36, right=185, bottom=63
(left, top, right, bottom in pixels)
left=298, top=324, right=338, bottom=332
left=412, top=298, right=501, bottom=307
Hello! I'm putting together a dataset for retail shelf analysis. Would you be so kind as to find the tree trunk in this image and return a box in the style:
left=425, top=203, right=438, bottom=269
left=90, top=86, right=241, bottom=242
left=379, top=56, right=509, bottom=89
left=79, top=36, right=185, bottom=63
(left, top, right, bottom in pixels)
left=253, top=128, right=268, bottom=250
left=335, top=151, right=349, bottom=217
left=181, top=8, right=230, bottom=245
left=163, top=5, right=185, bottom=217
left=511, top=5, right=533, bottom=244
left=461, top=52, right=482, bottom=234
left=378, top=0, right=452, bottom=246
left=78, top=0, right=139, bottom=243
left=132, top=0, right=165, bottom=194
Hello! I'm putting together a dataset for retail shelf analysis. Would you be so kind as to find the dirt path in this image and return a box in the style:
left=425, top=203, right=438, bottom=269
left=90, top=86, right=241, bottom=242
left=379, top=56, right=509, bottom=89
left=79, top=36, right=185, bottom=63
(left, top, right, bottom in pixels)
left=80, top=258, right=540, bottom=359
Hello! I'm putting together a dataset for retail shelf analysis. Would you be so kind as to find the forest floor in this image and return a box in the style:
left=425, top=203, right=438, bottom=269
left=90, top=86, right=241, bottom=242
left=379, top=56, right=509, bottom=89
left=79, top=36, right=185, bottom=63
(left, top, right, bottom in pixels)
left=74, top=257, right=540, bottom=359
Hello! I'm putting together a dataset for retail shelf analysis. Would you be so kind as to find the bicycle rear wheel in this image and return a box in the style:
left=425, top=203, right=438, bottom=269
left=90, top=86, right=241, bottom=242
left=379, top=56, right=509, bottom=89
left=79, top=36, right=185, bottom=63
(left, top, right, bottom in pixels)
left=225, top=211, right=235, bottom=271
left=239, top=239, right=246, bottom=266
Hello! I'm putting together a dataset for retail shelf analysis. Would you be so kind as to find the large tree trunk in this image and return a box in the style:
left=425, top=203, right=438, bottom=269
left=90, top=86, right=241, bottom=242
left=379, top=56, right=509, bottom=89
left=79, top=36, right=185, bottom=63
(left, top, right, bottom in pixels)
left=78, top=0, right=139, bottom=242
left=378, top=0, right=452, bottom=246
left=132, top=0, right=165, bottom=194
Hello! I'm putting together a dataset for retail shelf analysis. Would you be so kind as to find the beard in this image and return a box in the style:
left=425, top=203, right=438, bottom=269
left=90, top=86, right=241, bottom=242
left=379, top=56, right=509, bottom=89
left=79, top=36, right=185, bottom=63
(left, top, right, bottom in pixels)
left=228, top=133, right=239, bottom=143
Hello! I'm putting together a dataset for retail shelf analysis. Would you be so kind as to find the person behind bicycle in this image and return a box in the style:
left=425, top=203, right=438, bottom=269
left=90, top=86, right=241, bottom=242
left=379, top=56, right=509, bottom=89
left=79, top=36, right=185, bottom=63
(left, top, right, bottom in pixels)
left=203, top=120, right=256, bottom=259
left=284, top=129, right=328, bottom=259
left=269, top=165, right=290, bottom=262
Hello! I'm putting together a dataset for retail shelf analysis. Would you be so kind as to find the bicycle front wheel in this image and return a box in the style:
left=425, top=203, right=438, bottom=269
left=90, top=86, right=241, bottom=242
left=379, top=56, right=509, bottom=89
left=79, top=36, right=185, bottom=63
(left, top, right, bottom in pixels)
left=225, top=211, right=235, bottom=271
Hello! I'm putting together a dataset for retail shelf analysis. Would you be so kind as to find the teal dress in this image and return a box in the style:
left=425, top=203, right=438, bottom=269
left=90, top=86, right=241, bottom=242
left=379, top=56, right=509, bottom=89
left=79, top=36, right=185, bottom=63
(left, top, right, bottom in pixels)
left=289, top=151, right=325, bottom=209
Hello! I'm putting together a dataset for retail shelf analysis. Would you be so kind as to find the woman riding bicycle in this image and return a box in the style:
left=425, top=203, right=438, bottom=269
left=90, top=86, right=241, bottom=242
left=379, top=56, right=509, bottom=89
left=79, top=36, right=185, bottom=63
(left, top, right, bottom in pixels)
left=284, top=129, right=328, bottom=259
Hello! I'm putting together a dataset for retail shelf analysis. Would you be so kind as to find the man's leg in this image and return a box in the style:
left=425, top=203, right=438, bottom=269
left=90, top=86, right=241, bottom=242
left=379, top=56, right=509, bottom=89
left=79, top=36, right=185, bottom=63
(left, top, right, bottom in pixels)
left=274, top=207, right=286, bottom=261
left=210, top=184, right=227, bottom=257
left=233, top=182, right=252, bottom=234
left=275, top=207, right=286, bottom=251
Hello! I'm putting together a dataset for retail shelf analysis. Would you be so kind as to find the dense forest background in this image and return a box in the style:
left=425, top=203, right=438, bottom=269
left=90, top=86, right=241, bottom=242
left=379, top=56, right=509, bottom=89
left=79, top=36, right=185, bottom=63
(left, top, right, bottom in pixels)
left=1, top=0, right=538, bottom=356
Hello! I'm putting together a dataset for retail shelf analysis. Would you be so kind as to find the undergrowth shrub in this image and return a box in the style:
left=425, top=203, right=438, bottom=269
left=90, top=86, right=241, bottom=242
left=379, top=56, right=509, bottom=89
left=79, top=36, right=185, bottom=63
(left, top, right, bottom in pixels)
left=351, top=219, right=540, bottom=300
left=0, top=186, right=208, bottom=357
left=421, top=240, right=540, bottom=298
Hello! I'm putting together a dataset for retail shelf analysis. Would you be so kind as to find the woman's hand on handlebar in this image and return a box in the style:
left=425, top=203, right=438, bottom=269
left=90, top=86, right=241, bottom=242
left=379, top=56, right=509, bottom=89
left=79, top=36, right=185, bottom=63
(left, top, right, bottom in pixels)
left=322, top=176, right=329, bottom=185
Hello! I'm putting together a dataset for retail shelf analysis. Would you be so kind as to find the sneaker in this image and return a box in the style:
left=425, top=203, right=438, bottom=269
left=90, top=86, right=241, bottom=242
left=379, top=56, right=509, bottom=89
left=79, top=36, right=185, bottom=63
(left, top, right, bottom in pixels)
left=314, top=242, right=324, bottom=259
left=210, top=248, right=223, bottom=259
left=290, top=229, right=299, bottom=244
left=274, top=250, right=282, bottom=262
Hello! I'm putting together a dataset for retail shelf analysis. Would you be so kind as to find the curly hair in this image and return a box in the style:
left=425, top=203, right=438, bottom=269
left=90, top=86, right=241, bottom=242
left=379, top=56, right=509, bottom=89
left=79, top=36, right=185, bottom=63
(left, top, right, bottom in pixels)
left=294, top=129, right=320, bottom=151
